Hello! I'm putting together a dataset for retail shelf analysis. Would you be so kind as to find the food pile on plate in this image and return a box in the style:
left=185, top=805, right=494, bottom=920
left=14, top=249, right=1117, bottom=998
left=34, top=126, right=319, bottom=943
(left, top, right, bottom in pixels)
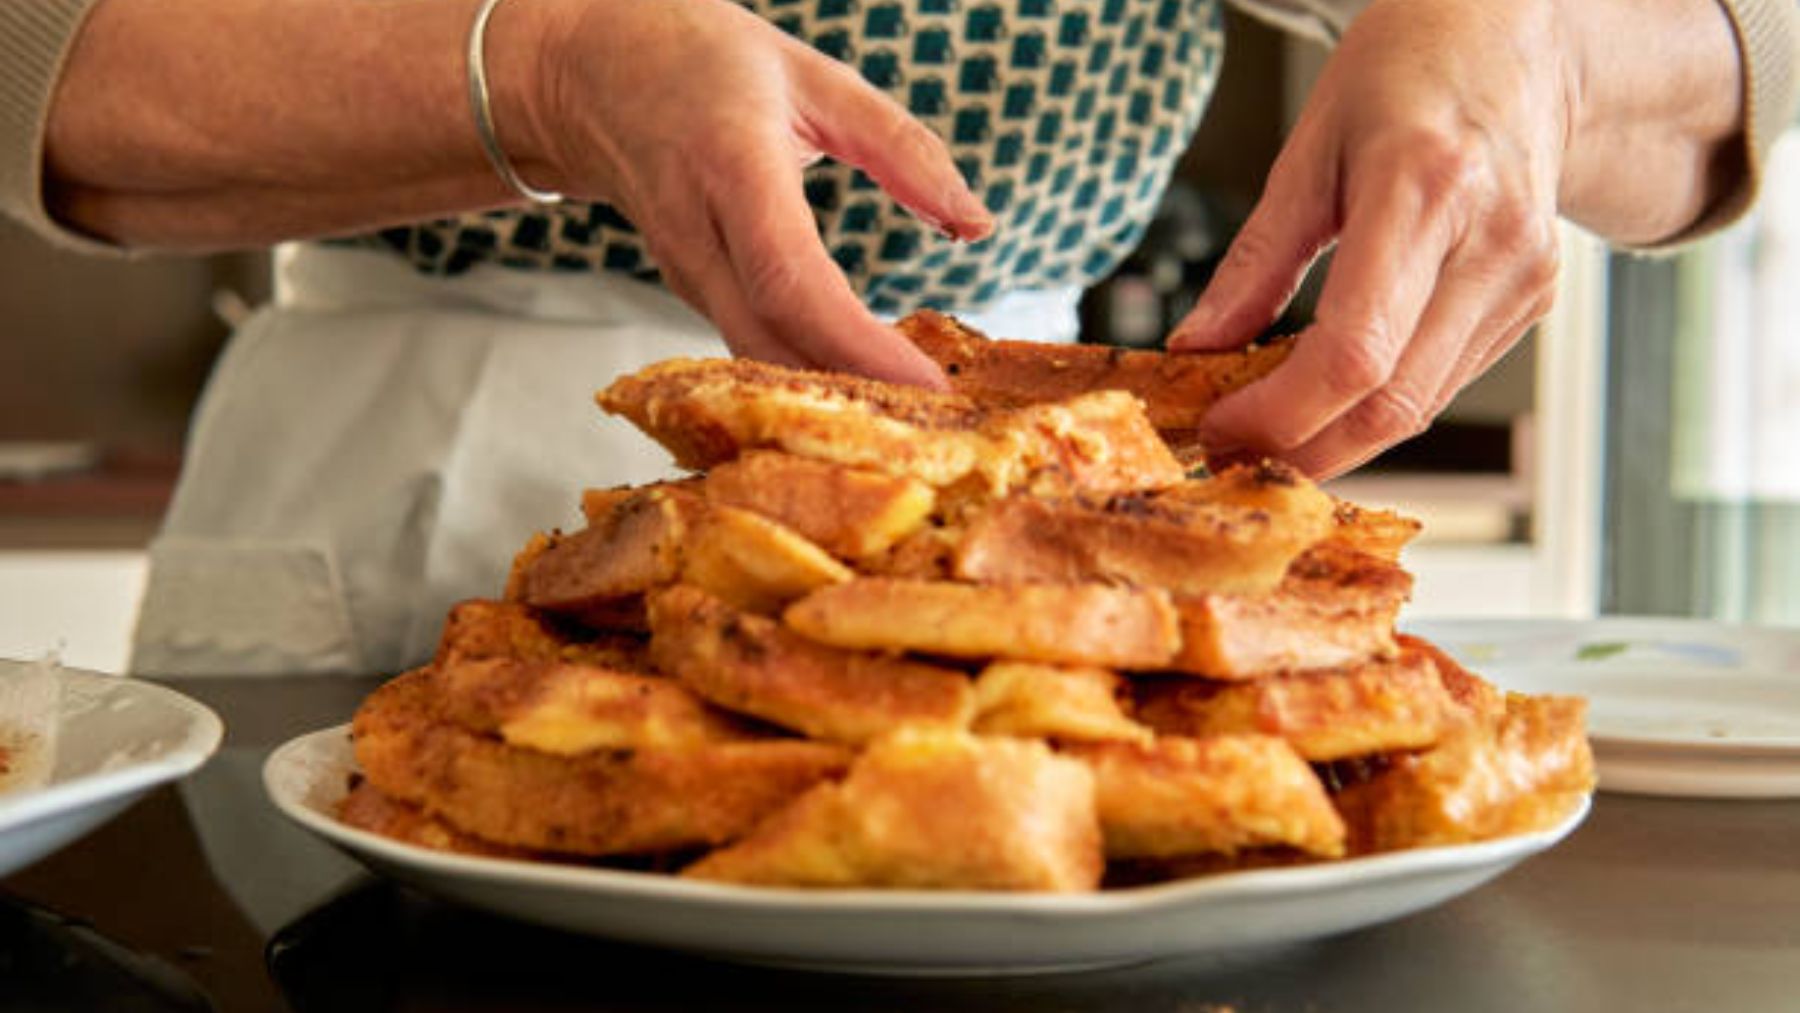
left=340, top=311, right=1594, bottom=892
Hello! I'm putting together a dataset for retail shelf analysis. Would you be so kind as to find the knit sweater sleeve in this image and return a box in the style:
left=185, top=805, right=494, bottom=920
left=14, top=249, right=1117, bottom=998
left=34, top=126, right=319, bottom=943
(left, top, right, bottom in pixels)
left=1232, top=0, right=1800, bottom=248
left=1652, top=0, right=1800, bottom=248
left=0, top=0, right=119, bottom=254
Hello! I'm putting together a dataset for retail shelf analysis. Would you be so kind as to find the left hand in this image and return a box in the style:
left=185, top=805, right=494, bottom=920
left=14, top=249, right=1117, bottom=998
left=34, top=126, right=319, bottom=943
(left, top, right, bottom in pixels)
left=1168, top=0, right=1570, bottom=478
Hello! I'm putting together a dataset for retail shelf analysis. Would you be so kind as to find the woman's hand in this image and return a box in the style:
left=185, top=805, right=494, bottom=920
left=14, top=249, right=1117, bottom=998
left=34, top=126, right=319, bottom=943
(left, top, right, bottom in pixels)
left=513, top=0, right=991, bottom=384
left=1167, top=0, right=1743, bottom=478
left=46, top=0, right=989, bottom=386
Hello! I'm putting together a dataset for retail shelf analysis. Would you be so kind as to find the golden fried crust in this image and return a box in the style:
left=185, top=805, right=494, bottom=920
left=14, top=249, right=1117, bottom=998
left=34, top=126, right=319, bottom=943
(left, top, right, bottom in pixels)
left=976, top=391, right=1185, bottom=496
left=1131, top=649, right=1454, bottom=762
left=1332, top=693, right=1595, bottom=854
left=972, top=663, right=1151, bottom=744
left=432, top=657, right=763, bottom=755
left=1065, top=736, right=1346, bottom=860
left=353, top=669, right=851, bottom=856
left=897, top=309, right=1290, bottom=450
left=785, top=578, right=1181, bottom=669
left=434, top=600, right=649, bottom=671
left=679, top=503, right=854, bottom=614
left=953, top=464, right=1333, bottom=598
left=511, top=487, right=693, bottom=622
left=513, top=487, right=849, bottom=623
left=1322, top=501, right=1423, bottom=563
left=1169, top=545, right=1410, bottom=678
left=684, top=729, right=1103, bottom=891
left=860, top=524, right=962, bottom=580
left=1398, top=633, right=1506, bottom=722
left=1157, top=460, right=1337, bottom=528
left=703, top=451, right=936, bottom=560
left=596, top=357, right=1183, bottom=496
left=338, top=780, right=540, bottom=859
left=579, top=478, right=704, bottom=528
left=598, top=357, right=987, bottom=483
left=647, top=585, right=974, bottom=744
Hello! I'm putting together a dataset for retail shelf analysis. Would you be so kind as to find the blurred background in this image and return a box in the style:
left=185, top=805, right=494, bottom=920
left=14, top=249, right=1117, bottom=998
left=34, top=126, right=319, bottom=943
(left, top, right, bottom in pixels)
left=0, top=11, right=1793, bottom=672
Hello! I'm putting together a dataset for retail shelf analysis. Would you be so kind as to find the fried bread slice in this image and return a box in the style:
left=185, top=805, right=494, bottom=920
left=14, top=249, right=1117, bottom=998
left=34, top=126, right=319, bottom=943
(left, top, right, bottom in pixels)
left=511, top=487, right=849, bottom=623
left=596, top=358, right=1184, bottom=495
left=702, top=451, right=936, bottom=560
left=973, top=390, right=1186, bottom=496
left=785, top=578, right=1181, bottom=669
left=679, top=503, right=855, bottom=613
left=435, top=599, right=649, bottom=671
left=1399, top=633, right=1506, bottom=722
left=1065, top=736, right=1345, bottom=859
left=1131, top=647, right=1454, bottom=761
left=1321, top=501, right=1423, bottom=562
left=1159, top=459, right=1337, bottom=521
left=647, top=584, right=974, bottom=744
left=508, top=486, right=694, bottom=625
left=860, top=523, right=962, bottom=579
left=1331, top=693, right=1594, bottom=853
left=971, top=662, right=1150, bottom=744
left=896, top=309, right=1291, bottom=461
left=577, top=478, right=703, bottom=528
left=353, top=669, right=851, bottom=856
left=684, top=728, right=1103, bottom=891
left=1169, top=545, right=1410, bottom=678
left=433, top=657, right=763, bottom=755
left=953, top=463, right=1335, bottom=597
left=598, top=357, right=989, bottom=482
left=338, top=780, right=541, bottom=859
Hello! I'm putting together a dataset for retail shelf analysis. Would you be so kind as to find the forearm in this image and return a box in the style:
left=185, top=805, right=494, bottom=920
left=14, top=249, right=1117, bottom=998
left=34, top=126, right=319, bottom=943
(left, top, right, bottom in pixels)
left=43, top=0, right=558, bottom=249
left=1556, top=0, right=1749, bottom=245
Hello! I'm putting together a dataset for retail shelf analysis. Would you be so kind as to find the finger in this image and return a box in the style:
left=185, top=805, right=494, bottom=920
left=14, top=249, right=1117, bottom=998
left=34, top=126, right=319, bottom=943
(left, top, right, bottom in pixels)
left=639, top=201, right=815, bottom=370
left=1282, top=260, right=1505, bottom=479
left=1430, top=270, right=1557, bottom=417
left=706, top=136, right=950, bottom=387
left=1428, top=308, right=1533, bottom=419
left=1199, top=171, right=1456, bottom=455
left=1167, top=142, right=1335, bottom=352
left=789, top=56, right=993, bottom=241
left=676, top=251, right=813, bottom=370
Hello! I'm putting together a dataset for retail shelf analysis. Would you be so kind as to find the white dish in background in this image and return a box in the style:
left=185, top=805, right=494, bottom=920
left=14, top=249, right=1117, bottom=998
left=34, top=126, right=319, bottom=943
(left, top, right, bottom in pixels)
left=266, top=725, right=1587, bottom=976
left=1407, top=617, right=1800, bottom=798
left=0, top=660, right=224, bottom=878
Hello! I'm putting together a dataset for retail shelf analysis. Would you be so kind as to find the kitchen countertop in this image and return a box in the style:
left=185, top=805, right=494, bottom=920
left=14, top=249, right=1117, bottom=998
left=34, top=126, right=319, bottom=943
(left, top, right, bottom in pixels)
left=3, top=675, right=1797, bottom=1013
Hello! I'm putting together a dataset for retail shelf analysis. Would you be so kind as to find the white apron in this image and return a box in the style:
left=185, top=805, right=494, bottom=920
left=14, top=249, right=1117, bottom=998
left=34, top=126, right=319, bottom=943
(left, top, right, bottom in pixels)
left=129, top=245, right=1079, bottom=676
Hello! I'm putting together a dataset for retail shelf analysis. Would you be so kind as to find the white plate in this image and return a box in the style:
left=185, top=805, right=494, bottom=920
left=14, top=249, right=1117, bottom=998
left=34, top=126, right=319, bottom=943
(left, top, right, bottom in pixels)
left=1407, top=617, right=1800, bottom=798
left=0, top=661, right=224, bottom=878
left=266, top=725, right=1588, bottom=975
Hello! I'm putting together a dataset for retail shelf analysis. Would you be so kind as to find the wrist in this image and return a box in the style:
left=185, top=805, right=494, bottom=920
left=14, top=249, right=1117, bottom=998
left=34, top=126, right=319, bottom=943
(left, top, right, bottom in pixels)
left=1551, top=0, right=1746, bottom=242
left=480, top=0, right=574, bottom=198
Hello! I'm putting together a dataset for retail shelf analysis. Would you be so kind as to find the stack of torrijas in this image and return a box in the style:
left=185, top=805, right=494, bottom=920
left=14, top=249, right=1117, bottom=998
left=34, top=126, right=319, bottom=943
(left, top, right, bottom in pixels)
left=342, top=312, right=1594, bottom=892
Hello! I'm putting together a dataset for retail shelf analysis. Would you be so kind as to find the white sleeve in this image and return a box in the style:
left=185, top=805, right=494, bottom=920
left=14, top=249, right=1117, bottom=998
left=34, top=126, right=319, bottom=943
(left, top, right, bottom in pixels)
left=1224, top=0, right=1371, bottom=44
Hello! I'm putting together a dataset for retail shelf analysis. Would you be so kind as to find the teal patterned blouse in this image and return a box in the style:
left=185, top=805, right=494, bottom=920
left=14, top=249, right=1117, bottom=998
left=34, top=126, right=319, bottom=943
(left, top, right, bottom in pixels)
left=354, top=0, right=1225, bottom=315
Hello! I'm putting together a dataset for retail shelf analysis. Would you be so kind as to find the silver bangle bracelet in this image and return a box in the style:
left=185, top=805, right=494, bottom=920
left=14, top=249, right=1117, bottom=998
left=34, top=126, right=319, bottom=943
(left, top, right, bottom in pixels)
left=467, top=0, right=564, bottom=205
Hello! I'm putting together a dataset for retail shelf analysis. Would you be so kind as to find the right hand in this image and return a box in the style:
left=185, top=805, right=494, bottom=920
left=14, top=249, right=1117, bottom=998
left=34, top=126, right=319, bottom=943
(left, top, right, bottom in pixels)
left=502, top=0, right=993, bottom=385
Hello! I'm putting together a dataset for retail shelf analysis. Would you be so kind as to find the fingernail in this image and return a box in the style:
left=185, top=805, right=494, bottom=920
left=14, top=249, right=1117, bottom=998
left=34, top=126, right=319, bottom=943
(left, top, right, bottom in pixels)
left=1168, top=306, right=1216, bottom=351
left=951, top=193, right=995, bottom=240
left=915, top=211, right=957, bottom=240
